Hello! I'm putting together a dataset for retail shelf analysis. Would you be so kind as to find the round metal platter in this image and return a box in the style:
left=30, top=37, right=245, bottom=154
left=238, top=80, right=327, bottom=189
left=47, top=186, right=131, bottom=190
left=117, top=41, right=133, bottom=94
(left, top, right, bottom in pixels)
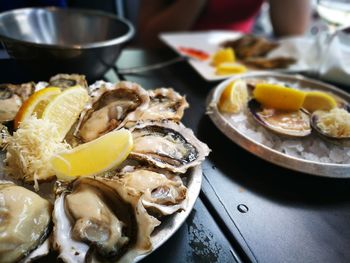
left=0, top=150, right=202, bottom=261
left=207, top=71, right=350, bottom=178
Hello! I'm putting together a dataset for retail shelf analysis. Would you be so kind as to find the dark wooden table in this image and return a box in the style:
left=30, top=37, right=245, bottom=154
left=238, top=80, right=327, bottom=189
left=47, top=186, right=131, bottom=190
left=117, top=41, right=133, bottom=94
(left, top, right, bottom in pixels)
left=2, top=47, right=350, bottom=263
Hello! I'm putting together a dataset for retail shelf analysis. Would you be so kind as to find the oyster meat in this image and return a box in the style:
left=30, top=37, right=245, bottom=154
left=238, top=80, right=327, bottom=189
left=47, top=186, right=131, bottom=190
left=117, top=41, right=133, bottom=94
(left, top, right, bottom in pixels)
left=129, top=121, right=210, bottom=173
left=53, top=177, right=160, bottom=263
left=49, top=74, right=88, bottom=90
left=248, top=99, right=311, bottom=137
left=118, top=168, right=187, bottom=216
left=0, top=181, right=52, bottom=263
left=139, top=88, right=189, bottom=122
left=77, top=81, right=150, bottom=142
left=0, top=83, right=35, bottom=123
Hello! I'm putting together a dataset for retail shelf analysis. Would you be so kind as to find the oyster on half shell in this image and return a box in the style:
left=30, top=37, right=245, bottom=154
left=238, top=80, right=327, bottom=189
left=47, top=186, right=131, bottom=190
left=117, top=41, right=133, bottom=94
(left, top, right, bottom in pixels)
left=248, top=99, right=311, bottom=137
left=0, top=181, right=52, bottom=263
left=129, top=121, right=210, bottom=173
left=49, top=74, right=88, bottom=90
left=53, top=177, right=160, bottom=263
left=138, top=88, right=189, bottom=122
left=0, top=83, right=35, bottom=123
left=117, top=168, right=188, bottom=216
left=77, top=81, right=150, bottom=142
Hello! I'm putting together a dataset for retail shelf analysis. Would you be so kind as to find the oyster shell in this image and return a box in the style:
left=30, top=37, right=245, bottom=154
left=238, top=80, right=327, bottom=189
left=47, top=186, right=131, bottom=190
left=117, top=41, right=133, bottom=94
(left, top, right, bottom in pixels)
left=49, top=74, right=88, bottom=90
left=0, top=83, right=35, bottom=123
left=53, top=177, right=160, bottom=263
left=138, top=88, right=189, bottom=122
left=77, top=81, right=150, bottom=142
left=0, top=181, right=52, bottom=263
left=129, top=121, right=210, bottom=173
left=248, top=99, right=311, bottom=137
left=117, top=168, right=188, bottom=216
left=311, top=108, right=350, bottom=147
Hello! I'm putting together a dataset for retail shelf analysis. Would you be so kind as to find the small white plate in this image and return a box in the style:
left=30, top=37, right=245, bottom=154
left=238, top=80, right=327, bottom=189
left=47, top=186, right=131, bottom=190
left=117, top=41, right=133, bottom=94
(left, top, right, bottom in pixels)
left=160, top=31, right=310, bottom=81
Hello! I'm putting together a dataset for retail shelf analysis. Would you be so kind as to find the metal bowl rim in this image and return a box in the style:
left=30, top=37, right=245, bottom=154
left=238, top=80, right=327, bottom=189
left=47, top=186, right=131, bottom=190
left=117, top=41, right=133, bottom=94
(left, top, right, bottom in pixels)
left=0, top=7, right=135, bottom=50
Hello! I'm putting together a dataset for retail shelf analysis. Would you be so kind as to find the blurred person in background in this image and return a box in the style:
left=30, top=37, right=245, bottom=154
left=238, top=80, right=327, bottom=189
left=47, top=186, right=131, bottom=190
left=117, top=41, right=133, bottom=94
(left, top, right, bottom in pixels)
left=138, top=0, right=311, bottom=48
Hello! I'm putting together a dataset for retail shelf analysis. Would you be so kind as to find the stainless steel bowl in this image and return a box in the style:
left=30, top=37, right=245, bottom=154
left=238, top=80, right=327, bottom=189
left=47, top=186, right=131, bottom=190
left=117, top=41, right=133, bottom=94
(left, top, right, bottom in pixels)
left=0, top=7, right=134, bottom=81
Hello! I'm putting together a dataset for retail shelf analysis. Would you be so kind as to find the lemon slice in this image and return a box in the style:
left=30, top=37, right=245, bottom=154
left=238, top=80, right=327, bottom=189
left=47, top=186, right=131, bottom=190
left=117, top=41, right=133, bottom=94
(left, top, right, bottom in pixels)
left=215, top=62, right=247, bottom=75
left=253, top=83, right=306, bottom=111
left=42, top=86, right=89, bottom=141
left=212, top=48, right=236, bottom=67
left=14, top=87, right=61, bottom=129
left=218, top=80, right=248, bottom=113
left=50, top=129, right=133, bottom=180
left=302, top=91, right=337, bottom=112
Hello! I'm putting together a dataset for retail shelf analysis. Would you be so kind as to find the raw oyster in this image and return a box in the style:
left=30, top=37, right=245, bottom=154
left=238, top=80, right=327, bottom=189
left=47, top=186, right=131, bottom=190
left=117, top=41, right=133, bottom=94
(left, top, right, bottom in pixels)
left=0, top=181, right=52, bottom=263
left=53, top=177, right=160, bottom=263
left=118, top=168, right=188, bottom=216
left=0, top=83, right=35, bottom=122
left=77, top=81, right=150, bottom=142
left=138, top=88, right=189, bottom=121
left=248, top=99, right=311, bottom=137
left=49, top=74, right=88, bottom=90
left=129, top=121, right=210, bottom=173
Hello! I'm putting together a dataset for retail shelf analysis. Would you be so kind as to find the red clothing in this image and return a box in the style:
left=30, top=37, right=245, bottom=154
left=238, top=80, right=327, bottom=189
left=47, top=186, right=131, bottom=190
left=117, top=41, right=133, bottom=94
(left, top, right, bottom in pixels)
left=193, top=0, right=264, bottom=33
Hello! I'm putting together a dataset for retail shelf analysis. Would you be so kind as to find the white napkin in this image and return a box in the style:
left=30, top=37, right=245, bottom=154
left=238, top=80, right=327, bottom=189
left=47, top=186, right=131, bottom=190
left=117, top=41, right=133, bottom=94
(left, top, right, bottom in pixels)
left=267, top=32, right=350, bottom=86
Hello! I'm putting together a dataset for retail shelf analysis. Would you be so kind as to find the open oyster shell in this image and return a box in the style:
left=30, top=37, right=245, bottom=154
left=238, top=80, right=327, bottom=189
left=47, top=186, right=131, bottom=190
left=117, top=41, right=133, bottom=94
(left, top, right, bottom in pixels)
left=49, top=74, right=88, bottom=90
left=117, top=168, right=188, bottom=216
left=129, top=121, right=210, bottom=174
left=76, top=81, right=150, bottom=142
left=311, top=108, right=350, bottom=147
left=248, top=99, right=311, bottom=137
left=0, top=181, right=52, bottom=263
left=138, top=88, right=189, bottom=122
left=0, top=83, right=35, bottom=123
left=53, top=177, right=160, bottom=263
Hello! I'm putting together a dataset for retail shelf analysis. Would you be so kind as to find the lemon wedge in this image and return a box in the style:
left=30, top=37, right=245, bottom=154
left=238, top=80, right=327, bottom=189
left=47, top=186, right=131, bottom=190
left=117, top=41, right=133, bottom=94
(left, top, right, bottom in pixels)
left=212, top=48, right=236, bottom=67
left=302, top=91, right=337, bottom=112
left=218, top=80, right=248, bottom=113
left=42, top=86, right=89, bottom=141
left=215, top=62, right=247, bottom=75
left=50, top=129, right=133, bottom=180
left=14, top=87, right=61, bottom=129
left=253, top=83, right=306, bottom=111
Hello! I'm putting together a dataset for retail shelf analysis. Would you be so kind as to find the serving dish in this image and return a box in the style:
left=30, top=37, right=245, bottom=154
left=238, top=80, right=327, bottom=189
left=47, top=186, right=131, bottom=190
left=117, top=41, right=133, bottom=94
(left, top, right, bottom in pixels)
left=0, top=74, right=209, bottom=262
left=207, top=72, right=350, bottom=178
left=160, top=31, right=308, bottom=81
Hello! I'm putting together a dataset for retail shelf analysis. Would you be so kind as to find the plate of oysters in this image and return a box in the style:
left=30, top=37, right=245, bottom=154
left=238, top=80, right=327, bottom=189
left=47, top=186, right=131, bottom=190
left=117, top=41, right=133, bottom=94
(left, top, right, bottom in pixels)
left=160, top=31, right=301, bottom=81
left=0, top=74, right=210, bottom=263
left=207, top=71, right=350, bottom=178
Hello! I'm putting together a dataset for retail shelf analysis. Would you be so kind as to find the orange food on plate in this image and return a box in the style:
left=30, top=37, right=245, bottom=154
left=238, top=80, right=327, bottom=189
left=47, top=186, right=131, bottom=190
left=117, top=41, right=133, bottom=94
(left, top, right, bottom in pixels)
left=178, top=46, right=209, bottom=61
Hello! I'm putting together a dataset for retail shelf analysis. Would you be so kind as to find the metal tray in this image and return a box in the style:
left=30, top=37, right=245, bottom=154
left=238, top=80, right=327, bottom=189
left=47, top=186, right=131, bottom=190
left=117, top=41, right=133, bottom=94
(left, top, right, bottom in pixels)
left=207, top=72, right=350, bottom=178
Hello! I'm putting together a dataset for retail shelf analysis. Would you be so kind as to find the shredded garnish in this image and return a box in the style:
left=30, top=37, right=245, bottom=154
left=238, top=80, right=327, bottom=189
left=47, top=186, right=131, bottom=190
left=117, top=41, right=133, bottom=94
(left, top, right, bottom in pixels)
left=4, top=115, right=70, bottom=190
left=316, top=108, right=350, bottom=137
